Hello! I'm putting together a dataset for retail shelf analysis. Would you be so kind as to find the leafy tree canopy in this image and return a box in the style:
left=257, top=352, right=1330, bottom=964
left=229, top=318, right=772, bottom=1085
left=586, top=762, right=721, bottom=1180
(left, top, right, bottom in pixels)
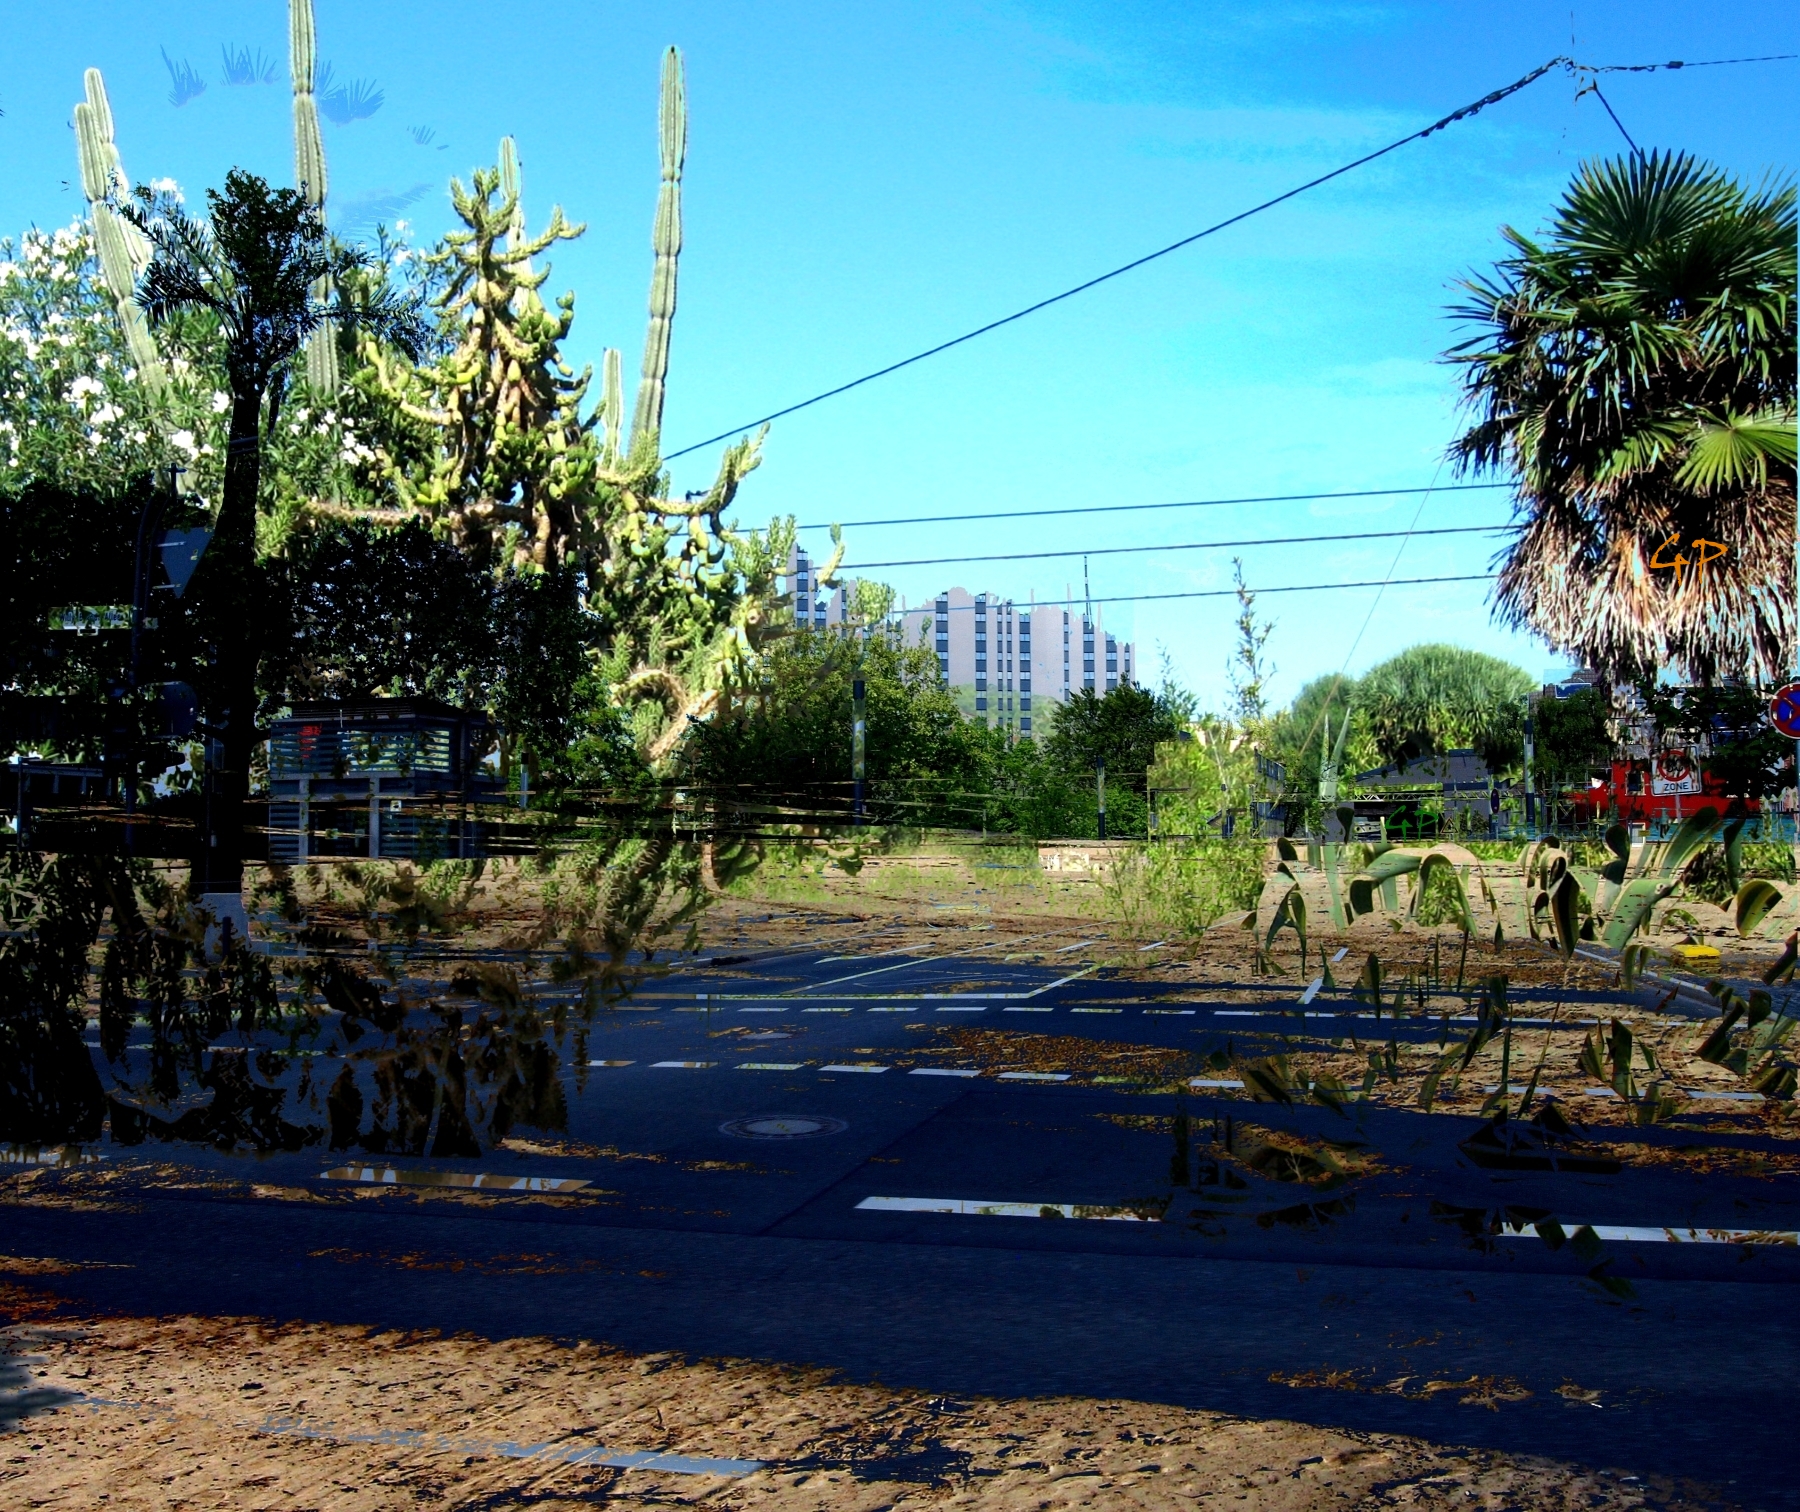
left=1041, top=684, right=1187, bottom=794
left=1531, top=686, right=1614, bottom=793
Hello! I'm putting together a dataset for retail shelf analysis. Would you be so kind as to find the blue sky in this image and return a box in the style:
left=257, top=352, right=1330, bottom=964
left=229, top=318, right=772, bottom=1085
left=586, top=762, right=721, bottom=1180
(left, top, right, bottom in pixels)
left=3, top=2, right=1794, bottom=709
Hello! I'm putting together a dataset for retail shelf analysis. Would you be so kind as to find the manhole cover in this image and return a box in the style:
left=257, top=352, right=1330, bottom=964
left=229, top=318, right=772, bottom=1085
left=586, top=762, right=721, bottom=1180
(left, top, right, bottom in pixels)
left=720, top=1114, right=848, bottom=1141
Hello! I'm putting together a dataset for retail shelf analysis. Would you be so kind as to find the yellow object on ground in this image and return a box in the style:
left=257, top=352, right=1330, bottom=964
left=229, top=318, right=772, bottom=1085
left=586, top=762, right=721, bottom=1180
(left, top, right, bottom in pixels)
left=1672, top=944, right=1722, bottom=965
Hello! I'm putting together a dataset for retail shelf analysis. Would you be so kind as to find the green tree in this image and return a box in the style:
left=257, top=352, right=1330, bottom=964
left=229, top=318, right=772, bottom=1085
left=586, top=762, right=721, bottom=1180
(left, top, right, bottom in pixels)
left=1356, top=643, right=1532, bottom=771
left=1043, top=684, right=1186, bottom=799
left=270, top=518, right=493, bottom=704
left=1449, top=152, right=1796, bottom=685
left=1532, top=686, right=1615, bottom=797
left=692, top=626, right=991, bottom=824
left=129, top=168, right=424, bottom=897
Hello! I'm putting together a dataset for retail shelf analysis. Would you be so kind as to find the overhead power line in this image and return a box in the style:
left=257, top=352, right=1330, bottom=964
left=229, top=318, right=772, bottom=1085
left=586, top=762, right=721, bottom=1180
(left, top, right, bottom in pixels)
left=665, top=51, right=1794, bottom=463
left=847, top=522, right=1513, bottom=573
left=889, top=573, right=1497, bottom=615
left=797, top=481, right=1511, bottom=532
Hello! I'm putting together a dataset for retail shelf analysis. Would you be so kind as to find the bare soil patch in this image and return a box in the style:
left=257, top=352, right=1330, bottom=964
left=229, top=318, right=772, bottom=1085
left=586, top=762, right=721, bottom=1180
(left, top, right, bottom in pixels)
left=0, top=1289, right=1725, bottom=1510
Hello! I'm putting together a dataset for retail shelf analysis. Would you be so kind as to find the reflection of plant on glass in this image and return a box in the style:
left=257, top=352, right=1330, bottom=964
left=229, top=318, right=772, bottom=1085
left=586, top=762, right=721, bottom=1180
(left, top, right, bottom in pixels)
left=160, top=47, right=207, bottom=108
left=219, top=45, right=277, bottom=87
left=316, top=64, right=384, bottom=124
left=0, top=837, right=716, bottom=1154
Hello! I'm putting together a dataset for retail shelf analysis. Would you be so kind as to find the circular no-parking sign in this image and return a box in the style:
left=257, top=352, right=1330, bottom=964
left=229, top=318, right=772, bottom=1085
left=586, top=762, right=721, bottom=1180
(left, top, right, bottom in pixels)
left=1771, top=682, right=1800, bottom=740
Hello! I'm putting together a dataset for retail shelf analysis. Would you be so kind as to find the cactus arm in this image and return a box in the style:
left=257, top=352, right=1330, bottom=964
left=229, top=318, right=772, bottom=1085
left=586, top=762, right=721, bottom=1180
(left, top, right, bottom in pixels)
left=627, top=45, right=686, bottom=460
left=290, top=0, right=339, bottom=393
left=73, top=76, right=168, bottom=399
left=601, top=347, right=623, bottom=465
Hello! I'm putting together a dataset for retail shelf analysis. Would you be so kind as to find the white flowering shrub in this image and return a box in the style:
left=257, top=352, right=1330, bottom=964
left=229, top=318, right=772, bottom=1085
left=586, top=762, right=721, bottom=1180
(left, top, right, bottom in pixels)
left=0, top=217, right=437, bottom=556
left=0, top=222, right=170, bottom=492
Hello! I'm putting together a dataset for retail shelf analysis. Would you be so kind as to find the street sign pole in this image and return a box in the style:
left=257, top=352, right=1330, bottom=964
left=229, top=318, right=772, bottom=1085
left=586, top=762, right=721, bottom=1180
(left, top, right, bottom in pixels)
left=1770, top=677, right=1800, bottom=844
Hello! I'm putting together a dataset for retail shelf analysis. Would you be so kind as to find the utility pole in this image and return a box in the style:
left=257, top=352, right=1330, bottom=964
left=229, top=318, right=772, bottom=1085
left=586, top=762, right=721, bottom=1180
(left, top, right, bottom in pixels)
left=852, top=673, right=866, bottom=824
left=1522, top=694, right=1536, bottom=833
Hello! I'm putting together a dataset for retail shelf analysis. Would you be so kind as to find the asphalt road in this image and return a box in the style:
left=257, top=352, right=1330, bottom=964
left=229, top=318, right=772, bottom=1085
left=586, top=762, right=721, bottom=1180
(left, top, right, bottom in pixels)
left=9, top=927, right=1798, bottom=1506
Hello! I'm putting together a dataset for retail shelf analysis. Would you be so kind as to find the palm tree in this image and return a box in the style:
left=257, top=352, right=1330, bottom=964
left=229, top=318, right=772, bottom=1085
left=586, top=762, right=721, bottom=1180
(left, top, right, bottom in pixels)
left=129, top=168, right=424, bottom=901
left=1448, top=152, right=1796, bottom=686
left=1356, top=643, right=1533, bottom=771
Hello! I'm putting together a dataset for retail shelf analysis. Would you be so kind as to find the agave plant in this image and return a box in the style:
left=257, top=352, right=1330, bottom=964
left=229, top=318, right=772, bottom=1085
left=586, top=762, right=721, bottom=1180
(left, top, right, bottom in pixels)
left=1448, top=152, right=1796, bottom=685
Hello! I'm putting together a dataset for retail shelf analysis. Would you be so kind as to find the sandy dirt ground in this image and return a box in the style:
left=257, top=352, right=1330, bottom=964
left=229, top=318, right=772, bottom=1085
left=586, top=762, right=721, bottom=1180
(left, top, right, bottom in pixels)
left=0, top=1275, right=1723, bottom=1512
left=15, top=845, right=1782, bottom=1507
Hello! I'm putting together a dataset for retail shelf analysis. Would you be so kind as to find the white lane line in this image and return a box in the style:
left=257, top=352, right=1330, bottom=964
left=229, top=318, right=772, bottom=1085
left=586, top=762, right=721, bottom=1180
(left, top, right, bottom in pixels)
left=1003, top=1006, right=1055, bottom=1013
left=910, top=1068, right=980, bottom=1078
left=790, top=933, right=1054, bottom=993
left=921, top=966, right=1097, bottom=1002
left=1190, top=1078, right=1246, bottom=1090
left=1501, top=1221, right=1798, bottom=1246
left=652, top=1061, right=716, bottom=1069
left=1072, top=1007, right=1120, bottom=1015
left=867, top=1006, right=913, bottom=1013
left=1145, top=1008, right=1195, bottom=1015
left=738, top=1062, right=805, bottom=1071
left=802, top=1007, right=853, bottom=1014
left=999, top=1071, right=1069, bottom=1082
left=936, top=1006, right=987, bottom=1013
left=820, top=1063, right=888, bottom=1074
left=1057, top=940, right=1102, bottom=953
left=1299, top=976, right=1324, bottom=1006
left=1214, top=1010, right=1261, bottom=1017
left=587, top=1060, right=635, bottom=1068
left=738, top=1008, right=789, bottom=1014
left=857, top=1195, right=1157, bottom=1222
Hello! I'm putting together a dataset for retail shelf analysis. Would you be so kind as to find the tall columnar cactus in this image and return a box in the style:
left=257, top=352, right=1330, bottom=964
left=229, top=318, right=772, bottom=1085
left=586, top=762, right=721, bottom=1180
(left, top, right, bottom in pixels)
left=627, top=46, right=685, bottom=460
left=498, top=137, right=529, bottom=258
left=290, top=0, right=339, bottom=394
left=72, top=69, right=167, bottom=399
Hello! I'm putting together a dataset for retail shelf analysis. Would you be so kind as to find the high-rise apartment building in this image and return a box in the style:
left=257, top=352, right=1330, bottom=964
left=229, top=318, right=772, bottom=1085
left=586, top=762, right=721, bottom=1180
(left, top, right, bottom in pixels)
left=784, top=544, right=850, bottom=630
left=896, top=589, right=1134, bottom=738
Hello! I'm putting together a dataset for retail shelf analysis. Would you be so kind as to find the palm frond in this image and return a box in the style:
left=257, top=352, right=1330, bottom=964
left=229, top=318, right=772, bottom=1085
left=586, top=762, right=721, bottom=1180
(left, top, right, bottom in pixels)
left=1674, top=409, right=1798, bottom=493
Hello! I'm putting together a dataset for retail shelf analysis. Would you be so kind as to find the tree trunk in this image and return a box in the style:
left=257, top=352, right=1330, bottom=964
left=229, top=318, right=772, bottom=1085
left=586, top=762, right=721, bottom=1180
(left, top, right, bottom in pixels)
left=197, top=389, right=264, bottom=903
